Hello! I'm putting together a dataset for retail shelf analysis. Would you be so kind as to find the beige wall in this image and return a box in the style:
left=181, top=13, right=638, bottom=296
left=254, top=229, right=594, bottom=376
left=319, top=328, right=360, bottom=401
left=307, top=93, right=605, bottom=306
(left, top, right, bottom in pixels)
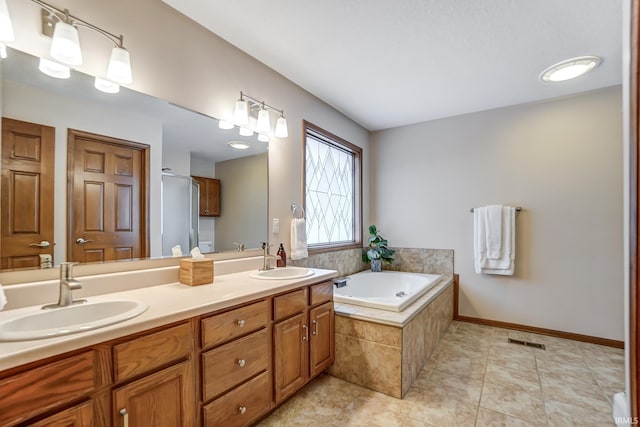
left=4, top=0, right=370, bottom=262
left=371, top=87, right=624, bottom=340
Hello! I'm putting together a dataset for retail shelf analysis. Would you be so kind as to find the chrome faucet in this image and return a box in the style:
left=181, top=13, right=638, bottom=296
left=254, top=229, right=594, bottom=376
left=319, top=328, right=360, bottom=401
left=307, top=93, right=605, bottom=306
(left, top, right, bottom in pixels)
left=261, top=242, right=277, bottom=271
left=42, top=262, right=86, bottom=309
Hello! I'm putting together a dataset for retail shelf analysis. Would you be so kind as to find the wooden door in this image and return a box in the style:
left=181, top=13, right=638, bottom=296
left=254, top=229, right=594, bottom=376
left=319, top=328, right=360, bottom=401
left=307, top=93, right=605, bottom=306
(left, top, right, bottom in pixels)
left=309, top=302, right=335, bottom=377
left=67, top=129, right=148, bottom=263
left=273, top=312, right=309, bottom=403
left=1, top=118, right=55, bottom=270
left=113, top=361, right=194, bottom=427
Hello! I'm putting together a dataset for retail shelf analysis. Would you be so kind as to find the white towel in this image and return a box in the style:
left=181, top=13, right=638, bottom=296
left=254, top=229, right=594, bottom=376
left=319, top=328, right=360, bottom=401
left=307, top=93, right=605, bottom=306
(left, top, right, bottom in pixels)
left=484, top=205, right=503, bottom=259
left=474, top=205, right=516, bottom=275
left=290, top=218, right=308, bottom=260
left=0, top=285, right=6, bottom=310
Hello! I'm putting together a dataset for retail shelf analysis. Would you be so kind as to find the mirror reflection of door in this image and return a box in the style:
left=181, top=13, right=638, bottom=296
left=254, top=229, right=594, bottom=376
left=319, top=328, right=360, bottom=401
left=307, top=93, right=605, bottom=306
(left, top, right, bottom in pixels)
left=1, top=118, right=55, bottom=269
left=67, top=129, right=149, bottom=263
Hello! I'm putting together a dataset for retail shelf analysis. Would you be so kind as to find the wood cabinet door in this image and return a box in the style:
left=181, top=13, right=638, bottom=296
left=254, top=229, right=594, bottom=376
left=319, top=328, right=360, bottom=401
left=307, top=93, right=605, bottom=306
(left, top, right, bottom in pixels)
left=113, top=361, right=195, bottom=427
left=67, top=129, right=148, bottom=263
left=309, top=302, right=335, bottom=377
left=193, top=176, right=220, bottom=217
left=273, top=312, right=309, bottom=403
left=1, top=117, right=55, bottom=270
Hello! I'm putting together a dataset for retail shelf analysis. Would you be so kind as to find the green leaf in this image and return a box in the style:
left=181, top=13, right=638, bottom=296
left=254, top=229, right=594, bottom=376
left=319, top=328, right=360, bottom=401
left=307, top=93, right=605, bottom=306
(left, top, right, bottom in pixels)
left=368, top=224, right=377, bottom=235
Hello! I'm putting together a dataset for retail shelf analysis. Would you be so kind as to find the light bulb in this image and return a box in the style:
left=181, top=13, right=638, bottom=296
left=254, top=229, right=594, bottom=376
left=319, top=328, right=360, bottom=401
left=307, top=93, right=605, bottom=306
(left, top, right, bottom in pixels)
left=234, top=99, right=249, bottom=125
left=256, top=108, right=270, bottom=133
left=50, top=21, right=82, bottom=66
left=107, top=46, right=132, bottom=84
left=94, top=77, right=120, bottom=94
left=258, top=134, right=269, bottom=142
left=38, top=58, right=70, bottom=79
left=239, top=127, right=253, bottom=137
left=218, top=120, right=234, bottom=130
left=275, top=116, right=288, bottom=138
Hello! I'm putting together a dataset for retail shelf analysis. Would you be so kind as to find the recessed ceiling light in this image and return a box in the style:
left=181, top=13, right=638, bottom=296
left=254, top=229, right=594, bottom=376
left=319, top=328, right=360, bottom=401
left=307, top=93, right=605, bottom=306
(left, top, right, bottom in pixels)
left=228, top=141, right=251, bottom=150
left=540, top=56, right=601, bottom=82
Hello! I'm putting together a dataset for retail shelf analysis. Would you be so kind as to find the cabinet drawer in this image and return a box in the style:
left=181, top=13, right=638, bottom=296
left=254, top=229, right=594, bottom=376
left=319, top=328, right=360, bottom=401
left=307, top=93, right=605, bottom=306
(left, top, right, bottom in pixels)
left=113, top=323, right=192, bottom=382
left=310, top=281, right=333, bottom=306
left=0, top=351, right=95, bottom=426
left=202, top=329, right=269, bottom=401
left=203, top=370, right=271, bottom=427
left=202, top=300, right=268, bottom=350
left=273, top=288, right=307, bottom=321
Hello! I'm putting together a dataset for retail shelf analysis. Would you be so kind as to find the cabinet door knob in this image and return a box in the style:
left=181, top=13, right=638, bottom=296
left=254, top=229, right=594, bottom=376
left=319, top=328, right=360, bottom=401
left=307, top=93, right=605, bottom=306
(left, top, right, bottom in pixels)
left=238, top=406, right=247, bottom=414
left=312, top=319, right=318, bottom=336
left=237, top=358, right=246, bottom=367
left=119, top=408, right=129, bottom=427
left=236, top=319, right=246, bottom=327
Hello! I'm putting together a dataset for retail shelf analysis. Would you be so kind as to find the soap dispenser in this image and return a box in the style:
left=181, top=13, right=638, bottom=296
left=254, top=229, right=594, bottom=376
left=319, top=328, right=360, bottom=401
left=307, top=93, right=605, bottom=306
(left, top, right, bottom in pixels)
left=277, top=243, right=286, bottom=267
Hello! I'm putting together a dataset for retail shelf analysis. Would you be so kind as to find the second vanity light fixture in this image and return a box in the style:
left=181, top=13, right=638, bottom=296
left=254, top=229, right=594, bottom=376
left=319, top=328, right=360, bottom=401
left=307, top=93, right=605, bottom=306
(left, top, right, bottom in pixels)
left=25, top=0, right=133, bottom=92
left=232, top=91, right=289, bottom=139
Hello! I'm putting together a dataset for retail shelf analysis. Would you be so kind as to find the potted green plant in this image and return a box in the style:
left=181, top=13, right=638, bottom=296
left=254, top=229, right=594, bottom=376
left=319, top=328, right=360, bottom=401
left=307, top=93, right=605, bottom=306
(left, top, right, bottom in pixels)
left=362, top=224, right=395, bottom=272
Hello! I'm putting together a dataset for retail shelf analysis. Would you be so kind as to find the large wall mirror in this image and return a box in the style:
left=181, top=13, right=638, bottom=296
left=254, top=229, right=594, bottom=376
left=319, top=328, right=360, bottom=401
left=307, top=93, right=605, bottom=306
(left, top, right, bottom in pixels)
left=0, top=47, right=268, bottom=271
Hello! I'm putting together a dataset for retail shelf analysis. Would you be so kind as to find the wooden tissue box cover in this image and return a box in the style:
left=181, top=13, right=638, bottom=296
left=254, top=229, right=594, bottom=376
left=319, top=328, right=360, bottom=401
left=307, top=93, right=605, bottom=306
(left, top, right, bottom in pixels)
left=179, top=258, right=214, bottom=286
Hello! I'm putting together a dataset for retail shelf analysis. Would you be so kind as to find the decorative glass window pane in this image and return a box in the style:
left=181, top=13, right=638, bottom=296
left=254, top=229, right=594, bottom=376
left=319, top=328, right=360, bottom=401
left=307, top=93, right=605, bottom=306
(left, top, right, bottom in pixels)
left=304, top=125, right=359, bottom=247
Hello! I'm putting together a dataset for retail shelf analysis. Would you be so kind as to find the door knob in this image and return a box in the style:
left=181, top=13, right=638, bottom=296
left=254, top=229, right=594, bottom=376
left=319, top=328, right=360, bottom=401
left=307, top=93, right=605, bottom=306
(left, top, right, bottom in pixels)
left=75, top=237, right=94, bottom=245
left=29, top=240, right=51, bottom=248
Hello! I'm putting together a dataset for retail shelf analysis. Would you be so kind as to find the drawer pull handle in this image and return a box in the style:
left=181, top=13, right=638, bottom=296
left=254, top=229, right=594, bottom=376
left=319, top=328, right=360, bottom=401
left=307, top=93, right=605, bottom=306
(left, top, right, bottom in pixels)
left=236, top=319, right=246, bottom=327
left=312, top=319, right=318, bottom=336
left=119, top=408, right=129, bottom=427
left=237, top=358, right=246, bottom=367
left=239, top=406, right=247, bottom=415
left=302, top=324, right=308, bottom=341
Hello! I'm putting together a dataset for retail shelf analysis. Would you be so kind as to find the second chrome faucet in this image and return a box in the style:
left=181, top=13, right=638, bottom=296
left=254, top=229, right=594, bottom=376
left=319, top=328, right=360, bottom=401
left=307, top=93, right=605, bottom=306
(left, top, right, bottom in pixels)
left=42, top=262, right=86, bottom=309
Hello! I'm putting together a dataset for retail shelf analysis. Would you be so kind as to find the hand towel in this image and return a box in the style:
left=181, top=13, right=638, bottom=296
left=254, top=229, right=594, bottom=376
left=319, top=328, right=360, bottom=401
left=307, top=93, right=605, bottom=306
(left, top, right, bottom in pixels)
left=290, top=218, right=308, bottom=260
left=484, top=205, right=503, bottom=259
left=0, top=285, right=6, bottom=311
left=474, top=206, right=516, bottom=275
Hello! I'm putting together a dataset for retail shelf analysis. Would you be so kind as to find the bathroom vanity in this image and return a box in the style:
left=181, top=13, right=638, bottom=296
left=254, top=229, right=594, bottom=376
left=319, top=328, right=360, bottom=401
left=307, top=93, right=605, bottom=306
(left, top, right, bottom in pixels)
left=0, top=267, right=336, bottom=427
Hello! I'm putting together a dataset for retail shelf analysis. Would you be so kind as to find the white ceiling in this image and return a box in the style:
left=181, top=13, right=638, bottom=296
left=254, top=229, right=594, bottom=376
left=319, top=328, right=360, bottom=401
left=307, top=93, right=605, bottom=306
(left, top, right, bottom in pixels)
left=162, top=0, right=622, bottom=131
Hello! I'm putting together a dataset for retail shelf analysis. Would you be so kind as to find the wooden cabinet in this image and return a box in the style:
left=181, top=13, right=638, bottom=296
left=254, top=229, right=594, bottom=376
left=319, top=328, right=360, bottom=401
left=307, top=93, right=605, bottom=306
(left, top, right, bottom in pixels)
left=193, top=176, right=220, bottom=217
left=29, top=401, right=93, bottom=427
left=273, top=280, right=335, bottom=404
left=114, top=361, right=195, bottom=427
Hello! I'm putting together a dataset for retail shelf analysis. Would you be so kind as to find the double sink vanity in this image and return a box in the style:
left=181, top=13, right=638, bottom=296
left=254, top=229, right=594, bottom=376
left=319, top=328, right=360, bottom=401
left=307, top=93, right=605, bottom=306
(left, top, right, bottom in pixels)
left=0, top=260, right=337, bottom=426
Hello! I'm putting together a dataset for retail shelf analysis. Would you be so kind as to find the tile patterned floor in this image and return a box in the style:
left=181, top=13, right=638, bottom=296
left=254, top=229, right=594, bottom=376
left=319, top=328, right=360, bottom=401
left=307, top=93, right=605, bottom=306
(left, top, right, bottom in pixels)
left=258, top=321, right=624, bottom=427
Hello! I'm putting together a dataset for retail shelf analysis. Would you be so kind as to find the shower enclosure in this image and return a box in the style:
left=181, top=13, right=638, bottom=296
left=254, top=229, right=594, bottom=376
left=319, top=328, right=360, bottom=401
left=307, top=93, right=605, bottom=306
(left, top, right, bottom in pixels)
left=161, top=172, right=199, bottom=257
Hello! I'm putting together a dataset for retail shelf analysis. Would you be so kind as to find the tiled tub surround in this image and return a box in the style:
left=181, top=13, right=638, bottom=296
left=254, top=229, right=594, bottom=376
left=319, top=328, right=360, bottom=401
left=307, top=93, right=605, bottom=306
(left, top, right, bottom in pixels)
left=330, top=276, right=454, bottom=398
left=291, top=247, right=454, bottom=277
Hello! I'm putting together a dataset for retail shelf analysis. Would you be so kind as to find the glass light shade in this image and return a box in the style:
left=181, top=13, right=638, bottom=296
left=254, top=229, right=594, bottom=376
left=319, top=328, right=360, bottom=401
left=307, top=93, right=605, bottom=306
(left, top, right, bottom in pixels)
left=107, top=47, right=132, bottom=84
left=256, top=108, right=270, bottom=133
left=218, top=120, right=234, bottom=130
left=38, top=58, right=70, bottom=79
left=540, top=56, right=601, bottom=82
left=239, top=127, right=253, bottom=137
left=0, top=0, right=14, bottom=42
left=228, top=141, right=251, bottom=150
left=94, top=77, right=120, bottom=94
left=274, top=116, right=288, bottom=138
left=234, top=99, right=249, bottom=125
left=0, top=43, right=6, bottom=59
left=258, top=134, right=269, bottom=142
left=50, top=22, right=82, bottom=66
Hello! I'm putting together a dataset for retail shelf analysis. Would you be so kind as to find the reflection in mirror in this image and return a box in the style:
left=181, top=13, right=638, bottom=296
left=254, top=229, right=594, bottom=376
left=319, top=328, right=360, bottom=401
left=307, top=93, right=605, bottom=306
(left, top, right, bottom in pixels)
left=0, top=47, right=268, bottom=271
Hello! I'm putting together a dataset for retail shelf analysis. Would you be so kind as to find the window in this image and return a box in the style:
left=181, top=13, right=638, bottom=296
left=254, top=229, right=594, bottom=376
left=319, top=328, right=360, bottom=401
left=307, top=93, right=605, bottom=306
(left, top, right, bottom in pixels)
left=303, top=121, right=362, bottom=251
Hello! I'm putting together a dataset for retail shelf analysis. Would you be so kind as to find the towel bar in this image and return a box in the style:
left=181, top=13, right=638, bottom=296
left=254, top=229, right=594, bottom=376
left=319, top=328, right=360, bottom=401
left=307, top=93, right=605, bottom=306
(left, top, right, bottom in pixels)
left=470, top=206, right=522, bottom=213
left=291, top=204, right=305, bottom=219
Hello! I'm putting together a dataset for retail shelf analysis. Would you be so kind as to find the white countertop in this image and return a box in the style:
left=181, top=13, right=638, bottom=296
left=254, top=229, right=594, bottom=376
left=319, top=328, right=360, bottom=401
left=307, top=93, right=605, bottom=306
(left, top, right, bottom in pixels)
left=0, top=267, right=337, bottom=372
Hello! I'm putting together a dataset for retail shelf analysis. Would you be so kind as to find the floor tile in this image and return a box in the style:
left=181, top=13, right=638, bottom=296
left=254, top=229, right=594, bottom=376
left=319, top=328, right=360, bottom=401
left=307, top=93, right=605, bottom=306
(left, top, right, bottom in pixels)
left=545, top=398, right=615, bottom=427
left=403, top=388, right=479, bottom=427
left=475, top=407, right=546, bottom=426
left=414, top=368, right=483, bottom=404
left=480, top=380, right=547, bottom=423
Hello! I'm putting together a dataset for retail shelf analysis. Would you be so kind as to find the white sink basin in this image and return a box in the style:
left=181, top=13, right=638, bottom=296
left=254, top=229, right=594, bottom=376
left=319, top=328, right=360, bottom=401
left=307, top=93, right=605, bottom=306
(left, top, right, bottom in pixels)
left=250, top=267, right=315, bottom=280
left=0, top=299, right=148, bottom=342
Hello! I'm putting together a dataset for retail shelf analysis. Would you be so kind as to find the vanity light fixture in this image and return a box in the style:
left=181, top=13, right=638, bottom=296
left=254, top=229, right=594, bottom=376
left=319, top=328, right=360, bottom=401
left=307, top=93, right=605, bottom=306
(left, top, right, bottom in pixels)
left=38, top=57, right=70, bottom=79
left=540, top=56, right=601, bottom=82
left=31, top=0, right=133, bottom=83
left=233, top=91, right=289, bottom=138
left=94, top=77, right=120, bottom=94
left=228, top=141, right=251, bottom=150
left=0, top=0, right=14, bottom=42
left=218, top=120, right=235, bottom=130
left=258, top=134, right=269, bottom=143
